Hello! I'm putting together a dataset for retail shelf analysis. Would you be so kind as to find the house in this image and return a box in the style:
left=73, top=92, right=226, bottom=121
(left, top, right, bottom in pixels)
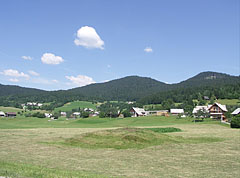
left=192, top=106, right=209, bottom=114
left=170, top=109, right=184, bottom=115
left=37, top=103, right=43, bottom=107
left=0, top=111, right=5, bottom=117
left=84, top=108, right=94, bottom=112
left=60, top=112, right=67, bottom=117
left=44, top=113, right=52, bottom=118
left=208, top=102, right=227, bottom=121
left=203, top=96, right=209, bottom=100
left=72, top=112, right=81, bottom=117
left=231, top=108, right=240, bottom=116
left=6, top=112, right=16, bottom=117
left=130, top=107, right=146, bottom=117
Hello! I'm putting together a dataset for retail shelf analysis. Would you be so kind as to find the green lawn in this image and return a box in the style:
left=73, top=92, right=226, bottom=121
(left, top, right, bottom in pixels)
left=54, top=101, right=97, bottom=112
left=0, top=115, right=220, bottom=129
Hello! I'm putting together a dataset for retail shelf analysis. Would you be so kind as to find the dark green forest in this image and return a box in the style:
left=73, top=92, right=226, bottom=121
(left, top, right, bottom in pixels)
left=0, top=71, right=239, bottom=110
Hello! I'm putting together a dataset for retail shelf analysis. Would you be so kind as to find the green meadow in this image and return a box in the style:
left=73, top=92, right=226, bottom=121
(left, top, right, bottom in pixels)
left=0, top=111, right=239, bottom=178
left=54, top=101, right=97, bottom=112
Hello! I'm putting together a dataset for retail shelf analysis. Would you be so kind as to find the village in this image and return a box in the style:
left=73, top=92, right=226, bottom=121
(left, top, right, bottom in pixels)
left=1, top=100, right=239, bottom=125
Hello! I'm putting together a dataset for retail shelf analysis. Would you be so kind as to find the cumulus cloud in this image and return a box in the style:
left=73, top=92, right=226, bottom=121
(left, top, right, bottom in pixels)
left=1, top=69, right=29, bottom=78
left=144, top=47, right=153, bottom=53
left=28, top=70, right=39, bottom=76
left=41, top=53, right=64, bottom=65
left=21, top=56, right=32, bottom=60
left=65, top=75, right=95, bottom=87
left=9, top=78, right=19, bottom=82
left=74, top=26, right=104, bottom=49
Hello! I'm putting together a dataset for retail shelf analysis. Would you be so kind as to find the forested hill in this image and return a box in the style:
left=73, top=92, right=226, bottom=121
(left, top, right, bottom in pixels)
left=68, top=76, right=170, bottom=101
left=0, top=84, right=46, bottom=97
left=0, top=71, right=239, bottom=105
left=173, top=71, right=240, bottom=88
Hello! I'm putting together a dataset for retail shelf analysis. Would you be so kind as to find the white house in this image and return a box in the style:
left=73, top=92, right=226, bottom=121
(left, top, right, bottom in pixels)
left=84, top=108, right=94, bottom=112
left=72, top=112, right=81, bottom=116
left=0, top=111, right=5, bottom=117
left=44, top=113, right=52, bottom=118
left=60, top=112, right=67, bottom=116
left=130, top=107, right=146, bottom=117
left=231, top=108, right=240, bottom=116
left=170, top=109, right=184, bottom=115
left=192, top=106, right=209, bottom=114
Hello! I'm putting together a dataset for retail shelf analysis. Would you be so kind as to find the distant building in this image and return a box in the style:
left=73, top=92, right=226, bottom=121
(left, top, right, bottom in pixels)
left=203, top=96, right=209, bottom=100
left=130, top=107, right=146, bottom=117
left=44, top=113, right=52, bottom=118
left=72, top=112, right=81, bottom=117
left=170, top=109, right=184, bottom=115
left=208, top=102, right=227, bottom=121
left=192, top=106, right=209, bottom=114
left=231, top=108, right=240, bottom=116
left=84, top=108, right=94, bottom=112
left=146, top=110, right=169, bottom=116
left=60, top=112, right=67, bottom=116
left=6, top=112, right=16, bottom=117
left=0, top=111, right=5, bottom=117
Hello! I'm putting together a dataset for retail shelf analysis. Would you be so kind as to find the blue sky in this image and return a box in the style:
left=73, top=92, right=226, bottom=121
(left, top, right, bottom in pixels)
left=0, top=0, right=239, bottom=90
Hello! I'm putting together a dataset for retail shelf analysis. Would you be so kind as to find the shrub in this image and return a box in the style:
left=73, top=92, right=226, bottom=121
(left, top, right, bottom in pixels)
left=230, top=117, right=240, bottom=128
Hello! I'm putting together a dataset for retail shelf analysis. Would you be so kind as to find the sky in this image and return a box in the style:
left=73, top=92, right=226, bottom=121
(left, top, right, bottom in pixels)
left=0, top=0, right=239, bottom=90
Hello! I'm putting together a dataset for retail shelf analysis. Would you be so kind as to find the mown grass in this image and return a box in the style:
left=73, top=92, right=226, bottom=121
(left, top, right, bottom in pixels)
left=0, top=161, right=108, bottom=178
left=52, top=127, right=223, bottom=149
left=0, top=124, right=239, bottom=177
left=54, top=101, right=96, bottom=112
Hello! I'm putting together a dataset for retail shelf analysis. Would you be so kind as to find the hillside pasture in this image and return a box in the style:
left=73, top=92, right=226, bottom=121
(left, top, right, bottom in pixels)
left=217, top=99, right=240, bottom=105
left=0, top=106, right=23, bottom=113
left=54, top=101, right=97, bottom=112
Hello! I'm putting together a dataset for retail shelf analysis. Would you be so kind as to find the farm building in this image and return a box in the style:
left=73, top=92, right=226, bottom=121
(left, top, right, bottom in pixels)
left=44, top=113, right=52, bottom=118
left=130, top=107, right=146, bottom=117
left=192, top=106, right=209, bottom=114
left=231, top=108, right=240, bottom=116
left=0, top=111, right=5, bottom=117
left=208, top=102, right=227, bottom=121
left=6, top=112, right=16, bottom=117
left=170, top=109, right=184, bottom=115
left=60, top=112, right=67, bottom=116
left=146, top=110, right=169, bottom=116
left=72, top=112, right=81, bottom=117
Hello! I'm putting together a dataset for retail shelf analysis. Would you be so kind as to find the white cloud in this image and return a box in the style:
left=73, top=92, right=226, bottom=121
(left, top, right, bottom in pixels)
left=1, top=69, right=29, bottom=78
left=74, top=26, right=104, bottom=49
left=41, top=53, right=64, bottom=65
left=65, top=75, right=95, bottom=87
left=21, top=56, right=32, bottom=60
left=28, top=70, right=39, bottom=76
left=9, top=78, right=19, bottom=82
left=52, top=79, right=58, bottom=83
left=144, top=47, right=153, bottom=53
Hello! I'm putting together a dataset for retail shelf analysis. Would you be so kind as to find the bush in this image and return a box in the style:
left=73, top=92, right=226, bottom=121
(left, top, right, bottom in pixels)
left=230, top=117, right=240, bottom=128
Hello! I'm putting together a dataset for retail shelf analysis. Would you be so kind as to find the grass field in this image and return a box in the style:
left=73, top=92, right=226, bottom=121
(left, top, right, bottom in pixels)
left=217, top=99, right=240, bottom=105
left=54, top=101, right=97, bottom=112
left=0, top=114, right=239, bottom=177
left=0, top=106, right=23, bottom=112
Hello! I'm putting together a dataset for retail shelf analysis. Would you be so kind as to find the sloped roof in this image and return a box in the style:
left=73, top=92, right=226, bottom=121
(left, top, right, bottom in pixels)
left=0, top=111, right=5, bottom=115
left=132, top=107, right=146, bottom=115
left=192, top=106, right=208, bottom=114
left=170, top=109, right=184, bottom=114
left=232, top=108, right=240, bottom=115
left=208, top=102, right=227, bottom=112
